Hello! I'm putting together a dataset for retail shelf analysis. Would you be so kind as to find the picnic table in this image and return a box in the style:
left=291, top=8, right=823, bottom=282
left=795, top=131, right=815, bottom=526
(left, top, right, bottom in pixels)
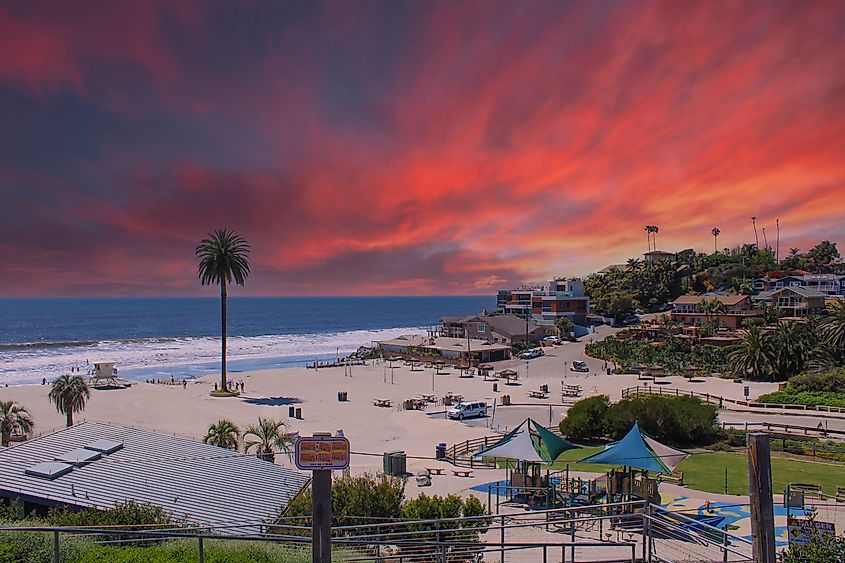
left=373, top=398, right=392, bottom=408
left=561, top=383, right=583, bottom=391
left=403, top=398, right=426, bottom=410
left=419, top=393, right=436, bottom=403
left=561, top=388, right=582, bottom=398
left=453, top=470, right=474, bottom=478
left=528, top=390, right=549, bottom=399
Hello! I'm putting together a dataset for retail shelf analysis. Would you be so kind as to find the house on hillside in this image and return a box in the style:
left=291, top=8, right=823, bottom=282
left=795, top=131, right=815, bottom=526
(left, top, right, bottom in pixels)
left=670, top=294, right=763, bottom=329
left=644, top=250, right=677, bottom=263
left=754, top=287, right=827, bottom=317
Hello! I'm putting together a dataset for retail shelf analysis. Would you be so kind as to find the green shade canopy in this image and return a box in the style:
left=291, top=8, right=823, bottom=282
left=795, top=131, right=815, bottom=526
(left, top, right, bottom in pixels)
left=475, top=418, right=579, bottom=465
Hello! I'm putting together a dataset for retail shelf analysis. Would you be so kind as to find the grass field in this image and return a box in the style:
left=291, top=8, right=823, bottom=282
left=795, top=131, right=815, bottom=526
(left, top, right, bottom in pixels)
left=547, top=447, right=845, bottom=496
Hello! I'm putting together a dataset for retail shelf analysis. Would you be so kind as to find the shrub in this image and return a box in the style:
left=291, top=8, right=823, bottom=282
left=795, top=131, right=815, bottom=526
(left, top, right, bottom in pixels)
left=281, top=472, right=404, bottom=533
left=559, top=395, right=610, bottom=442
left=46, top=500, right=177, bottom=528
left=757, top=368, right=845, bottom=407
left=602, top=395, right=721, bottom=446
left=400, top=494, right=490, bottom=551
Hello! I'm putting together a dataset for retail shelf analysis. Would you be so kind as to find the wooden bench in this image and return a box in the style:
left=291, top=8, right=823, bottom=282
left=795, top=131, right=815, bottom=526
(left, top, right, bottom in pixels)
left=373, top=399, right=392, bottom=408
left=453, top=470, right=474, bottom=478
left=528, top=390, right=549, bottom=399
left=427, top=467, right=445, bottom=476
left=793, top=483, right=823, bottom=498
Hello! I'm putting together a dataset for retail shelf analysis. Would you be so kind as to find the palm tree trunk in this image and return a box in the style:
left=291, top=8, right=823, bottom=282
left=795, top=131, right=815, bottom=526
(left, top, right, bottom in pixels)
left=1, top=430, right=8, bottom=447
left=221, top=281, right=228, bottom=392
left=66, top=410, right=73, bottom=428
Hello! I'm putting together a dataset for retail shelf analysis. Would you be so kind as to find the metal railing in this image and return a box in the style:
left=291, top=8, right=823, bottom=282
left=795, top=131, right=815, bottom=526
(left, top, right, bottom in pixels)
left=1, top=499, right=765, bottom=563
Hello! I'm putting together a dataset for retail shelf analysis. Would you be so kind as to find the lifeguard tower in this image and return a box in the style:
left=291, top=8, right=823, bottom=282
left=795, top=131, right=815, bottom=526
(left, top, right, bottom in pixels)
left=89, top=361, right=120, bottom=388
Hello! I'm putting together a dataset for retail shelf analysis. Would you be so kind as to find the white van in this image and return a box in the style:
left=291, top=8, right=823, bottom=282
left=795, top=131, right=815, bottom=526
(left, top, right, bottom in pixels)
left=447, top=401, right=488, bottom=420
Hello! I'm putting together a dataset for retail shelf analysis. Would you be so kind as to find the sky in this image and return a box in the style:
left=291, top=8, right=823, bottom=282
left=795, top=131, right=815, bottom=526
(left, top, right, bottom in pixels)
left=1, top=1, right=844, bottom=296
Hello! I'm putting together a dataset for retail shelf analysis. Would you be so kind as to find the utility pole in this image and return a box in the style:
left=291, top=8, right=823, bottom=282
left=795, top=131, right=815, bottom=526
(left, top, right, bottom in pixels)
left=747, top=433, right=775, bottom=563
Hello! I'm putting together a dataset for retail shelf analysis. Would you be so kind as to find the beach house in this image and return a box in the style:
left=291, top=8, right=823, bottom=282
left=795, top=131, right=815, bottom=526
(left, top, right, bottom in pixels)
left=670, top=294, right=763, bottom=329
left=496, top=279, right=590, bottom=326
left=753, top=287, right=827, bottom=317
left=0, top=422, right=309, bottom=532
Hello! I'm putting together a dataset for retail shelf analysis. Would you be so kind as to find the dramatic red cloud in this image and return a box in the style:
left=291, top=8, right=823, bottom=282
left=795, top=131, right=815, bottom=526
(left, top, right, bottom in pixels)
left=0, top=1, right=843, bottom=295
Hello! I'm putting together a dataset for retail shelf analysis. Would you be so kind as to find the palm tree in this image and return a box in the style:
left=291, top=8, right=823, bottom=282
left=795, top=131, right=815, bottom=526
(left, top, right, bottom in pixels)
left=751, top=216, right=759, bottom=249
left=203, top=419, right=240, bottom=450
left=48, top=374, right=90, bottom=427
left=769, top=321, right=814, bottom=379
left=652, top=225, right=659, bottom=250
left=244, top=418, right=293, bottom=463
left=728, top=326, right=773, bottom=380
left=789, top=248, right=800, bottom=258
left=711, top=228, right=720, bottom=253
left=196, top=229, right=251, bottom=393
left=0, top=401, right=34, bottom=446
left=820, top=300, right=845, bottom=351
left=644, top=226, right=651, bottom=252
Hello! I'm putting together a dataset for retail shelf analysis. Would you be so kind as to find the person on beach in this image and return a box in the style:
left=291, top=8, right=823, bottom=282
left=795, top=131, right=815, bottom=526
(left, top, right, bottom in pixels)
left=182, top=380, right=187, bottom=389
left=42, top=377, right=46, bottom=385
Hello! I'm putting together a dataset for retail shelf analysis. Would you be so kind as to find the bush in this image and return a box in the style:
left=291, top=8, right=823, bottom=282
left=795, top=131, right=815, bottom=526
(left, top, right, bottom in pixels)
left=603, top=395, right=721, bottom=446
left=400, top=494, right=490, bottom=550
left=757, top=368, right=845, bottom=407
left=281, top=472, right=405, bottom=533
left=559, top=395, right=610, bottom=442
left=46, top=500, right=177, bottom=528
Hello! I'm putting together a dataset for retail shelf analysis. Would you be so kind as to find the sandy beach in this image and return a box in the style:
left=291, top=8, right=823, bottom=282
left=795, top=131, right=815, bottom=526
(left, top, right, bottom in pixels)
left=1, top=324, right=799, bottom=480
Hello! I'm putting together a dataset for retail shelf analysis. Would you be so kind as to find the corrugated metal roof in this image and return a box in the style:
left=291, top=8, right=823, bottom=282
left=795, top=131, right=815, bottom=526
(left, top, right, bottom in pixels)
left=0, top=421, right=309, bottom=533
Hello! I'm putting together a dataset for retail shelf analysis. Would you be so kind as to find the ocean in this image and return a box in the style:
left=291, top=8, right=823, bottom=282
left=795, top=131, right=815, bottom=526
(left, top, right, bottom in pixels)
left=0, top=296, right=493, bottom=386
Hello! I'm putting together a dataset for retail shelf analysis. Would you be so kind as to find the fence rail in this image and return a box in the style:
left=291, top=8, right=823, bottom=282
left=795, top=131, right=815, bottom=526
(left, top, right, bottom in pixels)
left=622, top=385, right=845, bottom=415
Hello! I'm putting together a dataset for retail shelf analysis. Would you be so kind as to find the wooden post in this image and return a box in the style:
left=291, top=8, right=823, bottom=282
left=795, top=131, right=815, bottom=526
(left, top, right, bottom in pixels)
left=312, top=469, right=332, bottom=563
left=53, top=531, right=60, bottom=563
left=747, top=433, right=775, bottom=563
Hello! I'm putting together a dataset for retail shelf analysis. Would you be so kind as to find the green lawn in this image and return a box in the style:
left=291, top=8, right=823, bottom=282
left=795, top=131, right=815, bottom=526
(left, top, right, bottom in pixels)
left=543, top=447, right=845, bottom=496
left=677, top=451, right=845, bottom=496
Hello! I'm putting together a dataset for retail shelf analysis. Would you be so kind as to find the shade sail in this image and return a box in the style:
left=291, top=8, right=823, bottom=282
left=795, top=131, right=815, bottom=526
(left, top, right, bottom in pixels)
left=578, top=422, right=688, bottom=474
left=475, top=418, right=578, bottom=465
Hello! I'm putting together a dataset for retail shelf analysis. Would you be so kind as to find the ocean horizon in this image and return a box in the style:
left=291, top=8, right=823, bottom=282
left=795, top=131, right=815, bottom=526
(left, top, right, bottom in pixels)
left=0, top=296, right=494, bottom=386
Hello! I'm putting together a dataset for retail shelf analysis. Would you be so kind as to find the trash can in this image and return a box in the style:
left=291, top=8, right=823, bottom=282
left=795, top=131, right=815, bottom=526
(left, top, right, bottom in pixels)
left=393, top=451, right=407, bottom=476
left=337, top=391, right=343, bottom=402
left=436, top=443, right=447, bottom=460
left=493, top=383, right=498, bottom=392
left=288, top=406, right=295, bottom=417
left=502, top=394, right=511, bottom=406
left=383, top=451, right=405, bottom=476
left=343, top=391, right=348, bottom=401
left=295, top=407, right=302, bottom=420
left=541, top=384, right=549, bottom=393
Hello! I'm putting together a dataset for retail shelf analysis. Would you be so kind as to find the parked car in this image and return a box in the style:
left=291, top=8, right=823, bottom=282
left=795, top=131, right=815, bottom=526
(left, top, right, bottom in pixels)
left=622, top=315, right=640, bottom=326
left=447, top=401, right=488, bottom=420
left=542, top=336, right=563, bottom=345
left=657, top=303, right=673, bottom=312
left=570, top=361, right=590, bottom=372
left=519, top=348, right=545, bottom=359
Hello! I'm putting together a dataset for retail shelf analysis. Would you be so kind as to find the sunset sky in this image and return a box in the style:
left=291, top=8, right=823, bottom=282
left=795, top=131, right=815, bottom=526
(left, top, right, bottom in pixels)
left=2, top=1, right=844, bottom=296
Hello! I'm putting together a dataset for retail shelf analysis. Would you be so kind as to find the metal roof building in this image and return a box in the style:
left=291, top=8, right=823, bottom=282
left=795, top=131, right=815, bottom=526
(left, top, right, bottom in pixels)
left=0, top=421, right=310, bottom=533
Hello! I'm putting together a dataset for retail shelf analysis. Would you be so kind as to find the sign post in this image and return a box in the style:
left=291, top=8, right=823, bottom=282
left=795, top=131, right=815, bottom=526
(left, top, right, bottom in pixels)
left=295, top=434, right=351, bottom=563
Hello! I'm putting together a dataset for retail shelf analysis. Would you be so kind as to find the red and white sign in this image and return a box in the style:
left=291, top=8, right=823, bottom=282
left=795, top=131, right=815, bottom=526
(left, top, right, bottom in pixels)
left=295, top=436, right=350, bottom=470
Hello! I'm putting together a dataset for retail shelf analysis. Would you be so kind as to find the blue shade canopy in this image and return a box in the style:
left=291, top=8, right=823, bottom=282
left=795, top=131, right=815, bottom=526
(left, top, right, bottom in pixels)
left=578, top=422, right=688, bottom=474
left=475, top=418, right=579, bottom=465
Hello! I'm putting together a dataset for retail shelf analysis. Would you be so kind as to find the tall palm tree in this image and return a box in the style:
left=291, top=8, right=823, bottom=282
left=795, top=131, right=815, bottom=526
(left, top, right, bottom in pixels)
left=196, top=229, right=251, bottom=393
left=751, top=216, right=759, bottom=249
left=0, top=401, right=34, bottom=446
left=711, top=228, right=720, bottom=253
left=203, top=419, right=240, bottom=450
left=48, top=374, right=90, bottom=427
left=728, top=326, right=773, bottom=381
left=644, top=226, right=651, bottom=252
left=244, top=418, right=293, bottom=463
left=651, top=225, right=659, bottom=250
